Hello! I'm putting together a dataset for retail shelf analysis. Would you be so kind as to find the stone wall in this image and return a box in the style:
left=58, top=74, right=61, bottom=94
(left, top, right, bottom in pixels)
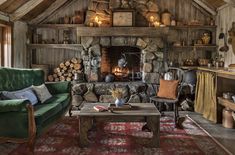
left=81, top=36, right=164, bottom=83
left=72, top=82, right=159, bottom=107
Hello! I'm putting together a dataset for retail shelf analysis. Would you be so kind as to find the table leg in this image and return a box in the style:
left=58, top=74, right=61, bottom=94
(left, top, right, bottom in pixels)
left=137, top=116, right=160, bottom=148
left=79, top=116, right=93, bottom=147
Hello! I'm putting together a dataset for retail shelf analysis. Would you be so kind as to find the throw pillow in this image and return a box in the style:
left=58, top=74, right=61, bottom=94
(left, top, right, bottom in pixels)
left=1, top=87, right=38, bottom=105
left=32, top=84, right=52, bottom=103
left=157, top=79, right=179, bottom=99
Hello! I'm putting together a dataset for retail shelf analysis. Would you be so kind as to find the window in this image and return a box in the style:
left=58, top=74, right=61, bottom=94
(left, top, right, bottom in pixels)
left=0, top=20, right=12, bottom=67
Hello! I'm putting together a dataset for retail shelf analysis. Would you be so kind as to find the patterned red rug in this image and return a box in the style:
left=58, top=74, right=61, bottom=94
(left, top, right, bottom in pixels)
left=1, top=115, right=231, bottom=155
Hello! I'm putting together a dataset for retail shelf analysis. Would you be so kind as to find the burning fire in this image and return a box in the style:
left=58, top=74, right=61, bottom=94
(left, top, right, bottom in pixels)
left=112, top=66, right=129, bottom=77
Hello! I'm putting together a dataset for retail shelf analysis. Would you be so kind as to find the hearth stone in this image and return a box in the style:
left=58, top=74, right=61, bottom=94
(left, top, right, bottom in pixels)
left=143, top=63, right=153, bottom=73
left=72, top=82, right=156, bottom=103
left=155, top=52, right=164, bottom=59
left=72, top=95, right=83, bottom=106
left=89, top=70, right=99, bottom=82
left=97, top=2, right=109, bottom=10
left=72, top=83, right=88, bottom=95
left=153, top=60, right=163, bottom=72
left=139, top=92, right=149, bottom=102
left=100, top=37, right=111, bottom=46
left=133, top=0, right=148, bottom=5
left=111, top=37, right=127, bottom=46
left=136, top=38, right=147, bottom=49
left=144, top=52, right=156, bottom=61
left=89, top=44, right=101, bottom=56
left=81, top=37, right=93, bottom=49
left=128, top=94, right=141, bottom=103
left=88, top=1, right=98, bottom=10
left=94, top=83, right=114, bottom=95
left=128, top=83, right=147, bottom=94
left=84, top=89, right=98, bottom=102
left=143, top=72, right=160, bottom=84
left=99, top=95, right=115, bottom=103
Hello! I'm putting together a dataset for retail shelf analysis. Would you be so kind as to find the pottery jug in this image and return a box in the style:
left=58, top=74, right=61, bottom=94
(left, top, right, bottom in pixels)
left=161, top=9, right=171, bottom=26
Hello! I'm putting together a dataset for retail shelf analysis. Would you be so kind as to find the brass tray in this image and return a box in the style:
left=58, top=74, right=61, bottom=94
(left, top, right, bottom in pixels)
left=108, top=103, right=132, bottom=111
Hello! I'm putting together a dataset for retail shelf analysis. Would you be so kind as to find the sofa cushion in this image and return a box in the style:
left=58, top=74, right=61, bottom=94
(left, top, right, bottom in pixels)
left=34, top=102, right=62, bottom=125
left=32, top=84, right=52, bottom=103
left=44, top=93, right=70, bottom=109
left=157, top=79, right=179, bottom=99
left=1, top=87, right=38, bottom=105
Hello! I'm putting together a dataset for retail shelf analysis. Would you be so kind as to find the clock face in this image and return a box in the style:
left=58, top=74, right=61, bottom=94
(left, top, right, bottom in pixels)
left=113, top=12, right=133, bottom=26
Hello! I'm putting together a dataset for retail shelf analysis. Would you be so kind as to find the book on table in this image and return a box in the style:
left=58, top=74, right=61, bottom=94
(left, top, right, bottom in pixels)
left=93, top=105, right=108, bottom=112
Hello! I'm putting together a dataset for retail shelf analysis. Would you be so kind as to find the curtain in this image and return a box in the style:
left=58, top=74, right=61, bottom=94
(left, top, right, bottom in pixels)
left=195, top=71, right=217, bottom=123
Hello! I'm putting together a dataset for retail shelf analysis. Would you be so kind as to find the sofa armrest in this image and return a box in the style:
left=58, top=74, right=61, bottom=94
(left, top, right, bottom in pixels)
left=0, top=99, right=29, bottom=113
left=45, top=81, right=71, bottom=95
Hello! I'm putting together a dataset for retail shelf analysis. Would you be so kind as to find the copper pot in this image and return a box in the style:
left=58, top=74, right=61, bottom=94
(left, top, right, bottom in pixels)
left=222, top=108, right=234, bottom=129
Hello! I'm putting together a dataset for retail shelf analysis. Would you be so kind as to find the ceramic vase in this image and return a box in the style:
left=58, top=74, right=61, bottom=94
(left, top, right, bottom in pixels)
left=115, top=98, right=125, bottom=107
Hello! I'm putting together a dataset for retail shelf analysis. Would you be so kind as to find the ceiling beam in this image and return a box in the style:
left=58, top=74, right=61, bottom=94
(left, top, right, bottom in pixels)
left=193, top=0, right=217, bottom=15
left=0, top=0, right=7, bottom=6
left=29, top=0, right=69, bottom=24
left=223, top=0, right=235, bottom=6
left=10, top=0, right=45, bottom=21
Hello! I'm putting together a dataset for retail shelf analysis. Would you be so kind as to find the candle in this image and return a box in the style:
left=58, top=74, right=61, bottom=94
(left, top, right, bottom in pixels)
left=95, top=16, right=99, bottom=23
left=150, top=16, right=154, bottom=22
left=153, top=21, right=160, bottom=27
left=98, top=21, right=102, bottom=27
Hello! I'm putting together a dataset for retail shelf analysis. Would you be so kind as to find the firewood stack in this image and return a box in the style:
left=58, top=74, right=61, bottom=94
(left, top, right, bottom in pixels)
left=47, top=58, right=83, bottom=82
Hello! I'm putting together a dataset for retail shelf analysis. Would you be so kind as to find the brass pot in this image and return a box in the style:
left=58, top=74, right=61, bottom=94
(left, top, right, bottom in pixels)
left=201, top=33, right=211, bottom=44
left=222, top=108, right=234, bottom=129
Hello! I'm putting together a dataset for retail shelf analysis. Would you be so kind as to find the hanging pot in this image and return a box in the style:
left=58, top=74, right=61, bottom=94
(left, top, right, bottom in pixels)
left=118, top=54, right=127, bottom=68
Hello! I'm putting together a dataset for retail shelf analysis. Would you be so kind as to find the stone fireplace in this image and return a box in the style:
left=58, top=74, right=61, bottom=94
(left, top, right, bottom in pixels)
left=81, top=36, right=164, bottom=84
left=101, top=46, right=142, bottom=81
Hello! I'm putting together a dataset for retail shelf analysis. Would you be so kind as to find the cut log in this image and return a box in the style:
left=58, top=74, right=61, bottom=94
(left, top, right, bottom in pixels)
left=54, top=78, right=59, bottom=82
left=71, top=58, right=78, bottom=64
left=48, top=75, right=54, bottom=82
left=70, top=63, right=74, bottom=68
left=65, top=60, right=70, bottom=66
left=60, top=76, right=65, bottom=81
left=53, top=74, right=58, bottom=78
left=60, top=63, right=65, bottom=68
left=57, top=72, right=62, bottom=77
left=77, top=58, right=82, bottom=64
left=74, top=63, right=82, bottom=70
left=66, top=77, right=72, bottom=81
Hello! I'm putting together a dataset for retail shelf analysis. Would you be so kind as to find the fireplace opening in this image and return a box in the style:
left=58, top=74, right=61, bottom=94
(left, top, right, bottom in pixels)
left=101, top=46, right=142, bottom=82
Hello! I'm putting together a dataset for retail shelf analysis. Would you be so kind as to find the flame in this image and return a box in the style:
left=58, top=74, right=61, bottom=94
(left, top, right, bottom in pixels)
left=112, top=66, right=129, bottom=77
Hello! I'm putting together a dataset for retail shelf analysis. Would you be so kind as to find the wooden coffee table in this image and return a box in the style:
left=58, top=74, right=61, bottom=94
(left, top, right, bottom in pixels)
left=78, top=103, right=160, bottom=148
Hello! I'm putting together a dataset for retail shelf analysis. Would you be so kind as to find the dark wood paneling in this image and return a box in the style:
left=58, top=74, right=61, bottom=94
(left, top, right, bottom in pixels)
left=21, top=0, right=56, bottom=21
left=0, top=0, right=30, bottom=14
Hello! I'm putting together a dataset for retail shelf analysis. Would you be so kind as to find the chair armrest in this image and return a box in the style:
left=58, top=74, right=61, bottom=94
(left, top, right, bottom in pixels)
left=0, top=99, right=29, bottom=113
left=45, top=81, right=71, bottom=95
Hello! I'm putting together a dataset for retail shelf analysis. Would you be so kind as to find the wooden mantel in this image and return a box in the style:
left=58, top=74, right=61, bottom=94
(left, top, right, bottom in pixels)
left=76, top=27, right=169, bottom=37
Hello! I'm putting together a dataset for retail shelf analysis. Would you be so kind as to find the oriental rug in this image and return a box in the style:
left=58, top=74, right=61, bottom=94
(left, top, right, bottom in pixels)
left=0, top=115, right=231, bottom=155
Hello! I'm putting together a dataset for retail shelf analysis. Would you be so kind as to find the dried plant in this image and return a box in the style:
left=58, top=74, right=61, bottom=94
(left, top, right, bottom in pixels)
left=109, top=88, right=124, bottom=99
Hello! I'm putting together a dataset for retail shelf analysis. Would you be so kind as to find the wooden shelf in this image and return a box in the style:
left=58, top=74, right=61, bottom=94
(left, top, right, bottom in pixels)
left=169, top=25, right=217, bottom=30
left=173, top=45, right=217, bottom=48
left=75, top=27, right=169, bottom=37
left=218, top=97, right=235, bottom=111
left=30, top=24, right=85, bottom=29
left=27, top=44, right=83, bottom=51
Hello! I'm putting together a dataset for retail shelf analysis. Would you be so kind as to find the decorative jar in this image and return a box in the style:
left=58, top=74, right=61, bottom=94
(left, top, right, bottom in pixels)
left=115, top=98, right=125, bottom=107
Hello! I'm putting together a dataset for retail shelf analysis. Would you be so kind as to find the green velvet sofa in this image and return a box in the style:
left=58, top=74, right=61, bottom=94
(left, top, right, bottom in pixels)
left=0, top=67, right=71, bottom=150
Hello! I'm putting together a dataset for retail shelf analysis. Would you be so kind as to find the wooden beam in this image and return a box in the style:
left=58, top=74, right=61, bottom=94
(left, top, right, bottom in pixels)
left=29, top=0, right=69, bottom=24
left=223, top=0, right=235, bottom=6
left=10, top=0, right=45, bottom=21
left=0, top=0, right=7, bottom=6
left=193, top=0, right=217, bottom=15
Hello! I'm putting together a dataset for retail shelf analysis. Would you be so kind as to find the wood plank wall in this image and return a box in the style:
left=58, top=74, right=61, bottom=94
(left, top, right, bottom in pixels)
left=25, top=0, right=211, bottom=69
left=216, top=5, right=235, bottom=67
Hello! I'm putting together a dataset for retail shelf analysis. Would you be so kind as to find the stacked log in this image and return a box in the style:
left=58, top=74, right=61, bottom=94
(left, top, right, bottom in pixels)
left=47, top=58, right=83, bottom=82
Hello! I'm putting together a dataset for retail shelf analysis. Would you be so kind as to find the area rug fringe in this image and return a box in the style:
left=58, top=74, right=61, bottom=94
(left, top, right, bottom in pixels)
left=186, top=115, right=233, bottom=155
